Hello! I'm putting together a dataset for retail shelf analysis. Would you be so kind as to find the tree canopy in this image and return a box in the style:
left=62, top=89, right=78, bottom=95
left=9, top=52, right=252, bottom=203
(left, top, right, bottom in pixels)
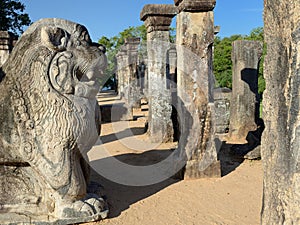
left=0, top=0, right=31, bottom=35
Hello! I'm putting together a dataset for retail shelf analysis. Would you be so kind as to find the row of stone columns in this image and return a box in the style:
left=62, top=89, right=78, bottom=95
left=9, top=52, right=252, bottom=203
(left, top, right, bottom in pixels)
left=139, top=0, right=221, bottom=178
left=115, top=0, right=264, bottom=179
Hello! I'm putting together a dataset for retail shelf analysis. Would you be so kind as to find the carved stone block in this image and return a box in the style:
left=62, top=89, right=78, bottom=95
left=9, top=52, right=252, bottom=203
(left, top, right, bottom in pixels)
left=0, top=18, right=108, bottom=224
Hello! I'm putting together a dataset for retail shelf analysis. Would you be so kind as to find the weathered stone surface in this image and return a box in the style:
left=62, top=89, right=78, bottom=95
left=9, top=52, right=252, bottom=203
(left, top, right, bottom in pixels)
left=261, top=0, right=300, bottom=223
left=214, top=88, right=231, bottom=134
left=174, top=1, right=220, bottom=179
left=141, top=4, right=176, bottom=143
left=174, top=0, right=216, bottom=12
left=226, top=40, right=263, bottom=144
left=0, top=18, right=108, bottom=224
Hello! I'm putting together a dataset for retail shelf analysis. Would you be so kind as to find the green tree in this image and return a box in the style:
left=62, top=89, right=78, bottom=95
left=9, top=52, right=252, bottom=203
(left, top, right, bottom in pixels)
left=98, top=25, right=148, bottom=89
left=0, top=0, right=31, bottom=35
left=214, top=34, right=244, bottom=89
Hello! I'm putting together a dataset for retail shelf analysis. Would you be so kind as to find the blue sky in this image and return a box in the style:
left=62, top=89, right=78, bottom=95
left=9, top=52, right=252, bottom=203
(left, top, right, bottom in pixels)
left=22, top=0, right=263, bottom=41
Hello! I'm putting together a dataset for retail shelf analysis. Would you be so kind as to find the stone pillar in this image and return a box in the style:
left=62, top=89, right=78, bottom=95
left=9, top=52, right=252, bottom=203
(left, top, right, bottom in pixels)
left=125, top=37, right=141, bottom=109
left=174, top=0, right=220, bottom=179
left=174, top=0, right=221, bottom=179
left=0, top=31, right=15, bottom=67
left=116, top=46, right=128, bottom=99
left=261, top=0, right=300, bottom=224
left=226, top=40, right=262, bottom=144
left=140, top=4, right=176, bottom=143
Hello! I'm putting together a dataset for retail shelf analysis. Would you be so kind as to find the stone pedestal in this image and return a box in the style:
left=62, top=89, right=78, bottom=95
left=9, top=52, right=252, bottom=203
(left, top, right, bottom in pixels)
left=174, top=0, right=221, bottom=179
left=0, top=31, right=15, bottom=67
left=226, top=40, right=263, bottom=144
left=261, top=0, right=300, bottom=223
left=140, top=4, right=176, bottom=143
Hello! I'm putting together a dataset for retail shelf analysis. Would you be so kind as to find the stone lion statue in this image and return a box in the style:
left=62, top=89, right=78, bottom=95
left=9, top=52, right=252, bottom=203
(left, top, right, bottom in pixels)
left=0, top=18, right=108, bottom=224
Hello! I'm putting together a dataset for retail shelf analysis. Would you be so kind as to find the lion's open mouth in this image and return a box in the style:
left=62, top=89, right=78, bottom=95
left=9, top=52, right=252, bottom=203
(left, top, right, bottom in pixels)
left=73, top=62, right=100, bottom=99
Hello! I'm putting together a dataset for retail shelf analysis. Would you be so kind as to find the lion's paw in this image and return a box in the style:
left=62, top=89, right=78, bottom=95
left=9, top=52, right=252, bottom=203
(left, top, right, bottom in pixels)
left=58, top=194, right=108, bottom=221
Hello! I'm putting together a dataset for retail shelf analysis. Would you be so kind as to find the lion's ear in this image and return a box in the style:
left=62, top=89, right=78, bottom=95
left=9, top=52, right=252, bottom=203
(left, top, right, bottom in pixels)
left=41, top=26, right=67, bottom=51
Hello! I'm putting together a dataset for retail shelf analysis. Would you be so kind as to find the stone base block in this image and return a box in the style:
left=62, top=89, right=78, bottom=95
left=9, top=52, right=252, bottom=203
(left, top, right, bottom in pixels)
left=184, top=160, right=221, bottom=179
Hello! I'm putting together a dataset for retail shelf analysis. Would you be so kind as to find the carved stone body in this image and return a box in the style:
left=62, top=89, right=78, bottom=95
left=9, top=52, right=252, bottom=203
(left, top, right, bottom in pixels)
left=0, top=18, right=108, bottom=224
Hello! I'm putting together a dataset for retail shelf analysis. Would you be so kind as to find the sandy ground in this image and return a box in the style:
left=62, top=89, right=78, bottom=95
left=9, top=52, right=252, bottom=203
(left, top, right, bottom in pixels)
left=84, top=91, right=263, bottom=225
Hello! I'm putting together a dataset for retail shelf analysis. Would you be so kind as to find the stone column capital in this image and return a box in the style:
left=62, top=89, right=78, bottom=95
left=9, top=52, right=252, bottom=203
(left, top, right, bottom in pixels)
left=174, top=0, right=216, bottom=12
left=140, top=4, right=177, bottom=33
left=0, top=31, right=16, bottom=50
left=125, top=37, right=141, bottom=52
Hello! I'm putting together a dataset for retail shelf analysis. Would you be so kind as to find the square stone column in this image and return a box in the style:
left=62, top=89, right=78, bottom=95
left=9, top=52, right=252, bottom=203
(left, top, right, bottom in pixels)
left=174, top=0, right=221, bottom=178
left=226, top=40, right=263, bottom=144
left=141, top=4, right=177, bottom=143
left=125, top=37, right=141, bottom=109
left=262, top=0, right=300, bottom=223
left=116, top=46, right=127, bottom=99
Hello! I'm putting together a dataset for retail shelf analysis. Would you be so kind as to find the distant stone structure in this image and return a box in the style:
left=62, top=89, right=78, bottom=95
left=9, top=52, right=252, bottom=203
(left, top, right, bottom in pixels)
left=140, top=4, right=177, bottom=143
left=226, top=40, right=263, bottom=144
left=0, top=31, right=16, bottom=67
left=116, top=45, right=128, bottom=99
left=214, top=88, right=231, bottom=134
left=261, top=0, right=300, bottom=223
left=0, top=18, right=108, bottom=224
left=174, top=0, right=221, bottom=179
left=116, top=38, right=141, bottom=121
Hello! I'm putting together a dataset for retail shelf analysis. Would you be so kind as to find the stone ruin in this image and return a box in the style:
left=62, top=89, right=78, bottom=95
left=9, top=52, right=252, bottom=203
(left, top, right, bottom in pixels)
left=140, top=4, right=177, bottom=143
left=214, top=88, right=231, bottom=134
left=173, top=0, right=221, bottom=178
left=0, top=18, right=108, bottom=224
left=261, top=0, right=300, bottom=223
left=226, top=40, right=263, bottom=144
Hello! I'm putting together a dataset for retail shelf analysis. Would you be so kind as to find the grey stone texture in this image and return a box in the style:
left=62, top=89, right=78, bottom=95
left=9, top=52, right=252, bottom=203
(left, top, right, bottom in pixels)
left=174, top=0, right=221, bottom=179
left=214, top=88, right=231, bottom=134
left=0, top=18, right=108, bottom=224
left=226, top=40, right=263, bottom=144
left=261, top=0, right=300, bottom=223
left=141, top=4, right=176, bottom=143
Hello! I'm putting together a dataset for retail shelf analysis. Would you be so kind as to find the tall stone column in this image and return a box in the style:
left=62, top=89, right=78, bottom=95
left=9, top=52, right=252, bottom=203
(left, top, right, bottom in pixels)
left=226, top=40, right=263, bottom=144
left=261, top=0, right=300, bottom=224
left=116, top=46, right=128, bottom=99
left=140, top=4, right=176, bottom=143
left=125, top=37, right=141, bottom=109
left=174, top=0, right=220, bottom=179
left=0, top=31, right=15, bottom=67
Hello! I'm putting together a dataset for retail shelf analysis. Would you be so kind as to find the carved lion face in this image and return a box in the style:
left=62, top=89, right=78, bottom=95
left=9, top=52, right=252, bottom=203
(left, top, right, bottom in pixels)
left=41, top=23, right=107, bottom=99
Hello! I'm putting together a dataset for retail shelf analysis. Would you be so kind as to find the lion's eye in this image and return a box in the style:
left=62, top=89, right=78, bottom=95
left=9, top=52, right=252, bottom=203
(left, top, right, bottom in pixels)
left=75, top=69, right=84, bottom=81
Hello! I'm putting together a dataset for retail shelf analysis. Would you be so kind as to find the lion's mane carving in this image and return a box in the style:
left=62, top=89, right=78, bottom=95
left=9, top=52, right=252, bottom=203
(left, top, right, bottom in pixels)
left=0, top=18, right=108, bottom=223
